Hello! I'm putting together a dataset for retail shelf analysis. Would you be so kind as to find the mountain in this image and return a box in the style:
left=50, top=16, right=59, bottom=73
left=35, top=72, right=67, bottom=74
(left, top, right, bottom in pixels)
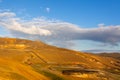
left=83, top=49, right=120, bottom=53
left=97, top=53, right=120, bottom=60
left=0, top=37, right=120, bottom=80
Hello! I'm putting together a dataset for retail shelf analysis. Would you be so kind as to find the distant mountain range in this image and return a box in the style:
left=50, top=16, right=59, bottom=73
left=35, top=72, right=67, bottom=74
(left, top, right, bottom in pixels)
left=97, top=53, right=120, bottom=60
left=83, top=49, right=120, bottom=53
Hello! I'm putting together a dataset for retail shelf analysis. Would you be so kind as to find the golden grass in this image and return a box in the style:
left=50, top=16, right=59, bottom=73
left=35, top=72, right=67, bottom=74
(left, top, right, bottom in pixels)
left=0, top=37, right=119, bottom=80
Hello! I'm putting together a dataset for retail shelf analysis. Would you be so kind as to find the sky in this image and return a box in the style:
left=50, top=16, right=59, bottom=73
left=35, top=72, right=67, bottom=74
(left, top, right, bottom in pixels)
left=0, top=0, right=120, bottom=52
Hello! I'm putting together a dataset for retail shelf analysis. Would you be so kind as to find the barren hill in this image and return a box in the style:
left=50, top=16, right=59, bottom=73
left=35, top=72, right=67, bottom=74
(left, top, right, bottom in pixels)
left=97, top=53, right=120, bottom=60
left=0, top=37, right=120, bottom=80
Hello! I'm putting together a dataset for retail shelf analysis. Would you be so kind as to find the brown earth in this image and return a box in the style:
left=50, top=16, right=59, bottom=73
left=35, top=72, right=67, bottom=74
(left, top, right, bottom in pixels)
left=0, top=37, right=119, bottom=80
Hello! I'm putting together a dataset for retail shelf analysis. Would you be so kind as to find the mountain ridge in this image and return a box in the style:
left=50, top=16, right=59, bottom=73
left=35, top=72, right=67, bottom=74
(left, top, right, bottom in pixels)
left=0, top=37, right=119, bottom=80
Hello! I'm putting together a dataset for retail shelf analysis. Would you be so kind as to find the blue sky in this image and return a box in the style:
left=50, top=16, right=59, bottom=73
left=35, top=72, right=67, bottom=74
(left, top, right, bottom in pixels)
left=0, top=0, right=120, bottom=52
left=1, top=0, right=120, bottom=26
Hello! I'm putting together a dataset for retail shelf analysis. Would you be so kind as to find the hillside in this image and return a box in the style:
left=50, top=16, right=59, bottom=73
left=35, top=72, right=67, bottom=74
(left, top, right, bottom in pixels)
left=0, top=37, right=120, bottom=80
left=97, top=53, right=120, bottom=60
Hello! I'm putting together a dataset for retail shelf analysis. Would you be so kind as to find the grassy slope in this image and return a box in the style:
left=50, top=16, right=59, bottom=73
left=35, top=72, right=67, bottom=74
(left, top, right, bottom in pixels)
left=0, top=57, right=49, bottom=80
left=0, top=37, right=119, bottom=80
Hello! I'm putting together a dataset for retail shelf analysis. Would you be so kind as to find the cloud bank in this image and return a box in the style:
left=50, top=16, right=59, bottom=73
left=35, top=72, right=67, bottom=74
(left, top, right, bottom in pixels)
left=0, top=11, right=120, bottom=48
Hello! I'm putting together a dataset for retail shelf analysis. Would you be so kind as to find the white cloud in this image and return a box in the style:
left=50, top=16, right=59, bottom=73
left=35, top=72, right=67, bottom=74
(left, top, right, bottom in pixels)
left=0, top=12, right=51, bottom=36
left=0, top=12, right=15, bottom=17
left=46, top=7, right=50, bottom=13
left=0, top=11, right=120, bottom=48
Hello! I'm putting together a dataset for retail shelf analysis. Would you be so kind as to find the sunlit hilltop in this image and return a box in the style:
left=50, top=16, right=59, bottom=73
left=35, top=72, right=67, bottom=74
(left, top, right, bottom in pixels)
left=0, top=37, right=119, bottom=80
